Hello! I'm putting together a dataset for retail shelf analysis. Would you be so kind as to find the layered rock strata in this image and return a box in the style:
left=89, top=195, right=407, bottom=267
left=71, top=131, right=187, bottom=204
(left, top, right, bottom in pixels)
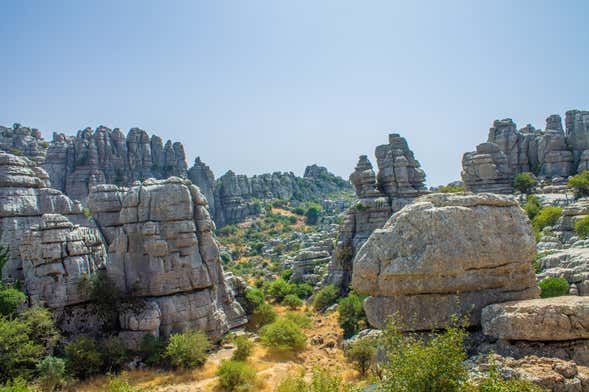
left=91, top=177, right=246, bottom=340
left=0, top=124, right=47, bottom=163
left=325, top=134, right=428, bottom=292
left=462, top=110, right=589, bottom=193
left=352, top=192, right=539, bottom=330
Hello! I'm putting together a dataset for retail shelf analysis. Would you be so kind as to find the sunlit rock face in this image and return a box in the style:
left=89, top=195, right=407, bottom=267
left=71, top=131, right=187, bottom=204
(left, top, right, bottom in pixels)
left=325, top=133, right=428, bottom=292
left=352, top=192, right=539, bottom=330
left=462, top=110, right=589, bottom=193
left=91, top=177, right=246, bottom=340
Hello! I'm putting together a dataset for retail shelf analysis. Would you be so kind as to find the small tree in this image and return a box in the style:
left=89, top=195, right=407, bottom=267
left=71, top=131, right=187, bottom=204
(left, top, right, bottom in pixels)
left=266, top=278, right=295, bottom=302
left=513, top=172, right=537, bottom=194
left=568, top=171, right=589, bottom=198
left=523, top=195, right=541, bottom=220
left=64, top=336, right=103, bottom=379
left=338, top=292, right=367, bottom=338
left=249, top=303, right=277, bottom=330
left=575, top=215, right=589, bottom=239
left=345, top=338, right=377, bottom=377
left=259, top=318, right=306, bottom=351
left=0, top=284, right=25, bottom=317
left=164, top=330, right=210, bottom=369
left=232, top=335, right=254, bottom=361
left=305, top=207, right=321, bottom=225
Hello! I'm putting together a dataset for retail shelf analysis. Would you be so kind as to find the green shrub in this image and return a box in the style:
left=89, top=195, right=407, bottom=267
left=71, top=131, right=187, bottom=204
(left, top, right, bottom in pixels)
left=36, top=356, right=66, bottom=392
left=437, top=185, right=465, bottom=193
left=294, top=207, right=305, bottom=215
left=281, top=269, right=294, bottom=281
left=64, top=336, right=103, bottom=379
left=524, top=195, right=542, bottom=220
left=293, top=283, right=314, bottom=299
left=139, top=334, right=166, bottom=367
left=283, top=312, right=312, bottom=328
left=568, top=171, right=589, bottom=198
left=164, top=330, right=210, bottom=369
left=217, top=360, right=257, bottom=392
left=19, top=307, right=60, bottom=354
left=249, top=303, right=277, bottom=330
left=267, top=278, right=295, bottom=302
left=0, top=284, right=25, bottom=317
left=472, top=357, right=545, bottom=391
left=0, top=378, right=31, bottom=392
left=575, top=215, right=589, bottom=239
left=282, top=294, right=303, bottom=309
left=305, top=207, right=321, bottom=225
left=312, top=285, right=339, bottom=311
left=245, top=287, right=265, bottom=309
left=378, top=317, right=468, bottom=392
left=345, top=338, right=376, bottom=377
left=100, top=336, right=128, bottom=372
left=105, top=375, right=148, bottom=392
left=338, top=292, right=366, bottom=338
left=232, top=336, right=254, bottom=361
left=532, top=206, right=562, bottom=234
left=539, top=277, right=569, bottom=298
left=0, top=316, right=44, bottom=382
left=259, top=318, right=306, bottom=351
left=513, top=172, right=537, bottom=194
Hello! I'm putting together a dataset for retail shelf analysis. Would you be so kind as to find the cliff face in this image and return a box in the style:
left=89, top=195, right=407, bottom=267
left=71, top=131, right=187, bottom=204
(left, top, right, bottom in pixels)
left=462, top=110, right=589, bottom=193
left=0, top=125, right=48, bottom=163
left=212, top=165, right=351, bottom=227
left=43, top=127, right=188, bottom=203
left=324, top=133, right=428, bottom=292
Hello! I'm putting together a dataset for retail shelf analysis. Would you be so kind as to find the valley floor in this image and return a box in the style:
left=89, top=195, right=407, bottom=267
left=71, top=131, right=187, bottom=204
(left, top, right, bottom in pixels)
left=74, top=306, right=358, bottom=392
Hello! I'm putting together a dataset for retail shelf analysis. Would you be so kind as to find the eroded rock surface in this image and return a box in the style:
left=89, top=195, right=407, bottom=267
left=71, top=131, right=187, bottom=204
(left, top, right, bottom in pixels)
left=325, top=134, right=428, bottom=292
left=352, top=192, right=539, bottom=330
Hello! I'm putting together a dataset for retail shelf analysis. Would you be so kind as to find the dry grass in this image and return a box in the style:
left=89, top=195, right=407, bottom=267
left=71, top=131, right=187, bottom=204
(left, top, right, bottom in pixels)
left=74, top=307, right=358, bottom=391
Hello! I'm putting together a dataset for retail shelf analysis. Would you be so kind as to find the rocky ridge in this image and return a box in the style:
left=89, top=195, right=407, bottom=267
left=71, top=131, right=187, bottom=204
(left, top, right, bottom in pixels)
left=462, top=110, right=589, bottom=194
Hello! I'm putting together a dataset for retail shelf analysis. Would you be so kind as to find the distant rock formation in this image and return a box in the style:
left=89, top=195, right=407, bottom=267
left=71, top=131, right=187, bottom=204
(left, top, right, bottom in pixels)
left=352, top=193, right=539, bottom=330
left=462, top=110, right=589, bottom=193
left=0, top=124, right=47, bottom=163
left=212, top=165, right=351, bottom=227
left=324, top=133, right=428, bottom=292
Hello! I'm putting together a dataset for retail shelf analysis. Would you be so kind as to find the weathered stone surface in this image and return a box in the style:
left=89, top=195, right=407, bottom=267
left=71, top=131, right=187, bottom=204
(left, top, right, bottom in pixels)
left=325, top=134, right=428, bottom=292
left=0, top=124, right=47, bottom=163
left=352, top=192, right=539, bottom=330
left=188, top=157, right=216, bottom=218
left=537, top=248, right=589, bottom=295
left=0, top=151, right=91, bottom=283
left=463, top=110, right=589, bottom=193
left=482, top=297, right=589, bottom=342
left=19, top=214, right=108, bottom=309
left=90, top=177, right=247, bottom=339
left=42, top=127, right=188, bottom=203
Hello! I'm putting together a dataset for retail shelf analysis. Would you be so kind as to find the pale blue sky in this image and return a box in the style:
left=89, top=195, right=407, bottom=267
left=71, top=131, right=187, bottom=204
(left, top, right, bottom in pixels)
left=1, top=1, right=587, bottom=186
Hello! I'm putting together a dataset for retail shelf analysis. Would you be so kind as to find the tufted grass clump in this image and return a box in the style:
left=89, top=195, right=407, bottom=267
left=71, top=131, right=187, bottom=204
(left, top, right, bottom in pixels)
left=282, top=294, right=303, bottom=309
left=539, top=277, right=569, bottom=298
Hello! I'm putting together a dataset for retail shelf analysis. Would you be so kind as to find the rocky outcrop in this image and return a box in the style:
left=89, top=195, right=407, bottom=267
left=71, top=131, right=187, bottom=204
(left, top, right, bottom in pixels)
left=91, top=177, right=246, bottom=340
left=19, top=214, right=108, bottom=309
left=482, top=297, right=589, bottom=341
left=289, top=241, right=333, bottom=285
left=325, top=134, right=428, bottom=292
left=0, top=151, right=91, bottom=283
left=352, top=192, right=539, bottom=330
left=43, top=126, right=188, bottom=203
left=462, top=110, right=589, bottom=193
left=537, top=248, right=589, bottom=296
left=188, top=157, right=216, bottom=219
left=213, top=165, right=351, bottom=227
left=0, top=125, right=47, bottom=163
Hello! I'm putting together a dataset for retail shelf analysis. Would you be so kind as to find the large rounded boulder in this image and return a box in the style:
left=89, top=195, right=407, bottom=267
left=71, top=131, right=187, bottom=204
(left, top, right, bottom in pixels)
left=352, top=192, right=540, bottom=330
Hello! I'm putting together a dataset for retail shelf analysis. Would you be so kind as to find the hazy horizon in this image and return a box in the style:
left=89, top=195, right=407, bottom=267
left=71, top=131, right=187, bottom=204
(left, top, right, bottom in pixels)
left=1, top=1, right=588, bottom=186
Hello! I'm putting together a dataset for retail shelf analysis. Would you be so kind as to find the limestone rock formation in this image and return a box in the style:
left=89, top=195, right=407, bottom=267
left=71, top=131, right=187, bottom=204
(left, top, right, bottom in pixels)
left=482, top=297, right=589, bottom=341
left=43, top=126, right=188, bottom=203
left=352, top=192, right=539, bottom=330
left=462, top=110, right=589, bottom=193
left=19, top=214, right=108, bottom=309
left=0, top=124, right=47, bottom=163
left=325, top=134, right=428, bottom=292
left=188, top=157, right=216, bottom=218
left=213, top=165, right=351, bottom=227
left=90, top=177, right=247, bottom=340
left=0, top=151, right=91, bottom=283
